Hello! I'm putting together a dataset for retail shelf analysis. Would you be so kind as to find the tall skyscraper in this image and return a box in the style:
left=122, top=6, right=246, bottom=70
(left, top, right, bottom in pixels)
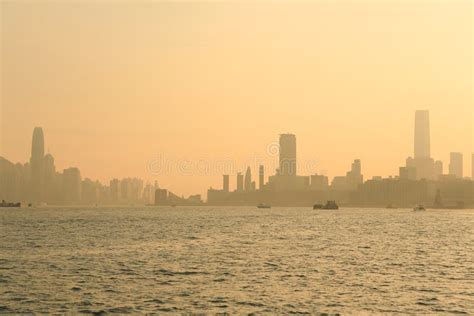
left=279, top=134, right=296, bottom=176
left=223, top=174, right=229, bottom=192
left=30, top=127, right=45, bottom=203
left=346, top=159, right=363, bottom=190
left=244, top=167, right=252, bottom=191
left=236, top=173, right=244, bottom=192
left=414, top=110, right=430, bottom=159
left=44, top=153, right=57, bottom=203
left=259, top=165, right=264, bottom=190
left=351, top=159, right=362, bottom=176
left=449, top=152, right=463, bottom=178
left=406, top=110, right=437, bottom=180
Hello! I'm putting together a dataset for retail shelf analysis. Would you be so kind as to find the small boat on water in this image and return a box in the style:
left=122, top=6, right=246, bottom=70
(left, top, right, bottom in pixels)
left=314, top=200, right=339, bottom=210
left=0, top=200, right=21, bottom=208
left=413, top=205, right=426, bottom=211
left=257, top=203, right=271, bottom=209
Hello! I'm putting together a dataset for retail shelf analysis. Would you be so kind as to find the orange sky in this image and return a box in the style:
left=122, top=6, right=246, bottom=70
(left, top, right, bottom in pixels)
left=1, top=1, right=472, bottom=196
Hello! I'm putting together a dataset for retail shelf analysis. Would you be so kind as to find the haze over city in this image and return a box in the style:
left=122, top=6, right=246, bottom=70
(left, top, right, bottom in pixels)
left=1, top=1, right=472, bottom=197
left=1, top=2, right=474, bottom=315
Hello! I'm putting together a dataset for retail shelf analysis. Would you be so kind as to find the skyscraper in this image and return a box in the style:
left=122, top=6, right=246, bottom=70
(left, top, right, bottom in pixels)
left=30, top=127, right=45, bottom=203
left=236, top=173, right=244, bottom=192
left=449, top=152, right=463, bottom=178
left=279, top=134, right=296, bottom=177
left=223, top=174, right=229, bottom=192
left=414, top=110, right=430, bottom=159
left=407, top=110, right=436, bottom=180
left=44, top=153, right=57, bottom=203
left=259, top=165, right=264, bottom=190
left=346, top=159, right=363, bottom=190
left=244, top=167, right=252, bottom=191
left=62, top=167, right=82, bottom=204
left=434, top=160, right=443, bottom=180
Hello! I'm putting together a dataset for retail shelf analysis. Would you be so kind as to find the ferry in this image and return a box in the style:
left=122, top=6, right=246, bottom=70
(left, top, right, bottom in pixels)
left=0, top=200, right=21, bottom=208
left=413, top=205, right=426, bottom=211
left=314, top=200, right=339, bottom=210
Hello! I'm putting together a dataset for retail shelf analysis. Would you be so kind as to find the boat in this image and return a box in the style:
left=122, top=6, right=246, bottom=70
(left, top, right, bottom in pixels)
left=314, top=200, right=339, bottom=210
left=386, top=204, right=397, bottom=209
left=322, top=200, right=339, bottom=210
left=0, top=200, right=21, bottom=208
left=257, top=203, right=271, bottom=209
left=413, top=205, right=426, bottom=211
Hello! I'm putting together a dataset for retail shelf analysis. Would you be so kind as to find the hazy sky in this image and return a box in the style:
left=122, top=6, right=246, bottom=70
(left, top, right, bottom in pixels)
left=1, top=1, right=472, bottom=196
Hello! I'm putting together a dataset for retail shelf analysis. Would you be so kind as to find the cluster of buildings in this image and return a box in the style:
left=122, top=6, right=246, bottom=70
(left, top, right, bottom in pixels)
left=0, top=128, right=164, bottom=205
left=0, top=110, right=472, bottom=208
left=208, top=111, right=474, bottom=207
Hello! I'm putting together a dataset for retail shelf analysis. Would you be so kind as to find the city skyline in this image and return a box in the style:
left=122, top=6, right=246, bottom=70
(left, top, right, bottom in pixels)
left=0, top=109, right=473, bottom=205
left=0, top=109, right=473, bottom=199
left=1, top=2, right=473, bottom=314
left=1, top=1, right=472, bottom=197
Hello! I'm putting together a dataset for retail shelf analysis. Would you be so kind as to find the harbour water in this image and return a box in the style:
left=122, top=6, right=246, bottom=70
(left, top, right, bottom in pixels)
left=1, top=206, right=473, bottom=314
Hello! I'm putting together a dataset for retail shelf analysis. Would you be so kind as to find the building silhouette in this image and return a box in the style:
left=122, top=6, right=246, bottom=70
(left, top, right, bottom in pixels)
left=279, top=134, right=296, bottom=177
left=414, top=110, right=430, bottom=159
left=110, top=179, right=121, bottom=203
left=449, top=152, right=463, bottom=178
left=404, top=111, right=441, bottom=180
left=244, top=167, right=252, bottom=191
left=310, top=174, right=328, bottom=191
left=259, top=165, right=264, bottom=190
left=347, top=159, right=363, bottom=190
left=399, top=166, right=417, bottom=180
left=223, top=174, right=229, bottom=192
left=154, top=189, right=168, bottom=204
left=62, top=167, right=82, bottom=204
left=30, top=127, right=45, bottom=203
left=236, top=172, right=244, bottom=192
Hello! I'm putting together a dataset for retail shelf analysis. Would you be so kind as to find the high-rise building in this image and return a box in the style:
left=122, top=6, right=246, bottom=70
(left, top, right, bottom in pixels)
left=223, top=174, right=229, bottom=192
left=347, top=159, right=363, bottom=189
left=406, top=110, right=437, bottom=180
left=399, top=166, right=417, bottom=180
left=279, top=134, right=296, bottom=177
left=449, top=152, right=463, bottom=178
left=244, top=167, right=252, bottom=191
left=414, top=110, right=430, bottom=159
left=44, top=153, right=58, bottom=203
left=154, top=189, right=168, bottom=205
left=259, top=165, right=264, bottom=190
left=310, top=174, right=329, bottom=190
left=236, top=173, right=244, bottom=192
left=434, top=160, right=443, bottom=180
left=110, top=179, right=121, bottom=202
left=62, top=167, right=82, bottom=204
left=30, top=127, right=45, bottom=203
left=351, top=159, right=362, bottom=176
left=120, top=178, right=132, bottom=201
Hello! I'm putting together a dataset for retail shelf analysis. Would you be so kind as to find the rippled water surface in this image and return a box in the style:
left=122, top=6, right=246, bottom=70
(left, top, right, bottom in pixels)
left=1, top=206, right=473, bottom=314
